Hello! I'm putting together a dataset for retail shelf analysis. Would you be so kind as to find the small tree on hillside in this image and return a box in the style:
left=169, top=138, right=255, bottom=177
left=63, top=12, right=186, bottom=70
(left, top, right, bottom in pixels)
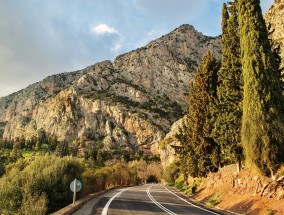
left=179, top=51, right=220, bottom=177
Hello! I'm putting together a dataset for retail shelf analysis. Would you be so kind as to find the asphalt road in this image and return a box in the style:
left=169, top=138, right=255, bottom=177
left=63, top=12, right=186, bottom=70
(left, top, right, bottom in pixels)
left=92, top=184, right=222, bottom=215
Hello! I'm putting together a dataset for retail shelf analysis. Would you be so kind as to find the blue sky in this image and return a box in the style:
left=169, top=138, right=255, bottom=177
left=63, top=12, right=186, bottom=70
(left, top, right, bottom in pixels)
left=0, top=0, right=274, bottom=97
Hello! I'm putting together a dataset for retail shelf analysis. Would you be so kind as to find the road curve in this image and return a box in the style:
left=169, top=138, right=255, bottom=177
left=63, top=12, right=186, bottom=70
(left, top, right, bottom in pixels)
left=93, top=184, right=223, bottom=215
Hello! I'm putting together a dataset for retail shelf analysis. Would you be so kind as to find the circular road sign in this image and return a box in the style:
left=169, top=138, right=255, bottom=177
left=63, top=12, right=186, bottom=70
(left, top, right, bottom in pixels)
left=70, top=179, right=82, bottom=193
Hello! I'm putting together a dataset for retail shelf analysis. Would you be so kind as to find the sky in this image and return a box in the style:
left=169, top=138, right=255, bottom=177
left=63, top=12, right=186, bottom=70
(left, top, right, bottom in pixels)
left=0, top=0, right=274, bottom=98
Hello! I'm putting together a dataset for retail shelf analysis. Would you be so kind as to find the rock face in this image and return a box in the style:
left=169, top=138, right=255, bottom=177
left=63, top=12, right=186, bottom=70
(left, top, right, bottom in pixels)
left=2, top=3, right=280, bottom=163
left=0, top=24, right=221, bottom=155
left=159, top=118, right=185, bottom=168
left=264, top=0, right=284, bottom=66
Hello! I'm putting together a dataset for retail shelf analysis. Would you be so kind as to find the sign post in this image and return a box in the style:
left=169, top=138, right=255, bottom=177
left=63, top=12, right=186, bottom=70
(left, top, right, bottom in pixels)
left=70, top=178, right=82, bottom=205
left=73, top=178, right=77, bottom=205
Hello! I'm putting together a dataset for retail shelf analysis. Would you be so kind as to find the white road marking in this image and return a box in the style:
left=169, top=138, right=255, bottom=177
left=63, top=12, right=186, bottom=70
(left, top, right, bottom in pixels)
left=147, top=185, right=177, bottom=215
left=101, top=185, right=220, bottom=215
left=163, top=186, right=220, bottom=215
left=101, top=187, right=131, bottom=215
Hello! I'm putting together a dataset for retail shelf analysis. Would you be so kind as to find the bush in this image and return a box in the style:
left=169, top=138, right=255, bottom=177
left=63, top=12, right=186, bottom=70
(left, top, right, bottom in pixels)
left=206, top=192, right=222, bottom=207
left=81, top=162, right=138, bottom=196
left=0, top=155, right=82, bottom=214
left=175, top=174, right=186, bottom=191
left=186, top=178, right=202, bottom=195
left=163, top=161, right=180, bottom=185
left=20, top=193, right=48, bottom=215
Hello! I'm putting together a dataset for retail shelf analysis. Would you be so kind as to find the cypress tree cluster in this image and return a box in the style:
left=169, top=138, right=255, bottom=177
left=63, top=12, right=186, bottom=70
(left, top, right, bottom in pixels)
left=179, top=51, right=220, bottom=177
left=178, top=0, right=284, bottom=178
left=238, top=0, right=284, bottom=176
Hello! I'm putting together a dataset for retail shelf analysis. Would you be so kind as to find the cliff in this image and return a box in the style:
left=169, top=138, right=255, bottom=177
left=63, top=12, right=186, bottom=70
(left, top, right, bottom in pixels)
left=264, top=0, right=284, bottom=67
left=0, top=24, right=221, bottom=155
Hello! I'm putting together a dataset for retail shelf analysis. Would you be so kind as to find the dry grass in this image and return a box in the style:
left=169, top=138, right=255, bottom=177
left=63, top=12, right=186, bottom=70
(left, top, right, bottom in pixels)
left=190, top=164, right=284, bottom=215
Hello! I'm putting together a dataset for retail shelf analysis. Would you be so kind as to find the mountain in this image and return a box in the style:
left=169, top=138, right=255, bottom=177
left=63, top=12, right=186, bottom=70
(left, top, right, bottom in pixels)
left=264, top=0, right=284, bottom=66
left=0, top=24, right=221, bottom=155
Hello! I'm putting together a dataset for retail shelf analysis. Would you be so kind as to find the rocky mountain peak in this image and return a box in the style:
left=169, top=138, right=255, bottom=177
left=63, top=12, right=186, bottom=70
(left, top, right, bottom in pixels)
left=0, top=24, right=221, bottom=156
left=113, top=24, right=221, bottom=108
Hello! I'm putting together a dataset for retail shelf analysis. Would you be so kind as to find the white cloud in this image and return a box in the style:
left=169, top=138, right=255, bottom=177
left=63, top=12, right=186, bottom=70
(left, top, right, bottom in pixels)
left=91, top=24, right=118, bottom=35
left=136, top=29, right=166, bottom=48
left=111, top=42, right=122, bottom=52
left=90, top=23, right=124, bottom=54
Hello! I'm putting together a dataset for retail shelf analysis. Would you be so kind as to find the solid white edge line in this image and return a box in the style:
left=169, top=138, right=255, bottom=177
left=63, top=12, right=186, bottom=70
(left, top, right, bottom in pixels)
left=163, top=186, right=220, bottom=215
left=101, top=187, right=131, bottom=215
left=147, top=185, right=177, bottom=215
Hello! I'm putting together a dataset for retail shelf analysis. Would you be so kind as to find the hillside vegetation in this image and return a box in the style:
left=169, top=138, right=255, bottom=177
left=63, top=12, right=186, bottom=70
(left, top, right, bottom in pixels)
left=0, top=153, right=162, bottom=214
left=176, top=0, right=284, bottom=179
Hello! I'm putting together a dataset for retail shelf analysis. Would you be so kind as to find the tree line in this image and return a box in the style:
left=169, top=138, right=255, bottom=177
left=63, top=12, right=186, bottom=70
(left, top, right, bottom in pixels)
left=178, top=0, right=284, bottom=178
left=0, top=155, right=162, bottom=214
left=0, top=132, right=161, bottom=174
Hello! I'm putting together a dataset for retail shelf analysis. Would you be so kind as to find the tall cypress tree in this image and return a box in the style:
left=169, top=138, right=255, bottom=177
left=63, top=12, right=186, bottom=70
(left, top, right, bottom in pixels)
left=179, top=51, right=220, bottom=177
left=220, top=3, right=229, bottom=64
left=213, top=1, right=243, bottom=172
left=238, top=0, right=284, bottom=176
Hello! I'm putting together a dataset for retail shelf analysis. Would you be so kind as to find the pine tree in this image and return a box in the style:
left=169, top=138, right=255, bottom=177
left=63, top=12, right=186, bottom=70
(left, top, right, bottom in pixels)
left=179, top=51, right=220, bottom=177
left=213, top=1, right=243, bottom=172
left=238, top=0, right=284, bottom=176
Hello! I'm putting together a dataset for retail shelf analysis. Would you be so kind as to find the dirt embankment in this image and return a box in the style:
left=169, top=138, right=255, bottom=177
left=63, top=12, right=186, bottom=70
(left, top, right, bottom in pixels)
left=191, top=164, right=284, bottom=215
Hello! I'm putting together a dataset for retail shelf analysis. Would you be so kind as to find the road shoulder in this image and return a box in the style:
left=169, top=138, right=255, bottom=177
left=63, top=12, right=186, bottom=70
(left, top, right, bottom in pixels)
left=165, top=185, right=237, bottom=215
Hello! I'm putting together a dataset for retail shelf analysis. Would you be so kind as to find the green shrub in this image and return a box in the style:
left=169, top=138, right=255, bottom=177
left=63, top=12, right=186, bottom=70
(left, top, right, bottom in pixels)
left=186, top=178, right=202, bottom=195
left=265, top=208, right=278, bottom=215
left=206, top=192, right=222, bottom=207
left=81, top=163, right=138, bottom=196
left=20, top=193, right=48, bottom=215
left=175, top=173, right=186, bottom=191
left=0, top=155, right=82, bottom=214
left=163, top=161, right=180, bottom=186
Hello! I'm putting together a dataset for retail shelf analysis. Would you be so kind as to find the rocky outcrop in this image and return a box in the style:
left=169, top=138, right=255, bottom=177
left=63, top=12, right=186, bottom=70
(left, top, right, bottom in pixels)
left=0, top=24, right=221, bottom=155
left=159, top=118, right=185, bottom=168
left=0, top=71, right=81, bottom=138
left=113, top=24, right=221, bottom=108
left=264, top=0, right=284, bottom=67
